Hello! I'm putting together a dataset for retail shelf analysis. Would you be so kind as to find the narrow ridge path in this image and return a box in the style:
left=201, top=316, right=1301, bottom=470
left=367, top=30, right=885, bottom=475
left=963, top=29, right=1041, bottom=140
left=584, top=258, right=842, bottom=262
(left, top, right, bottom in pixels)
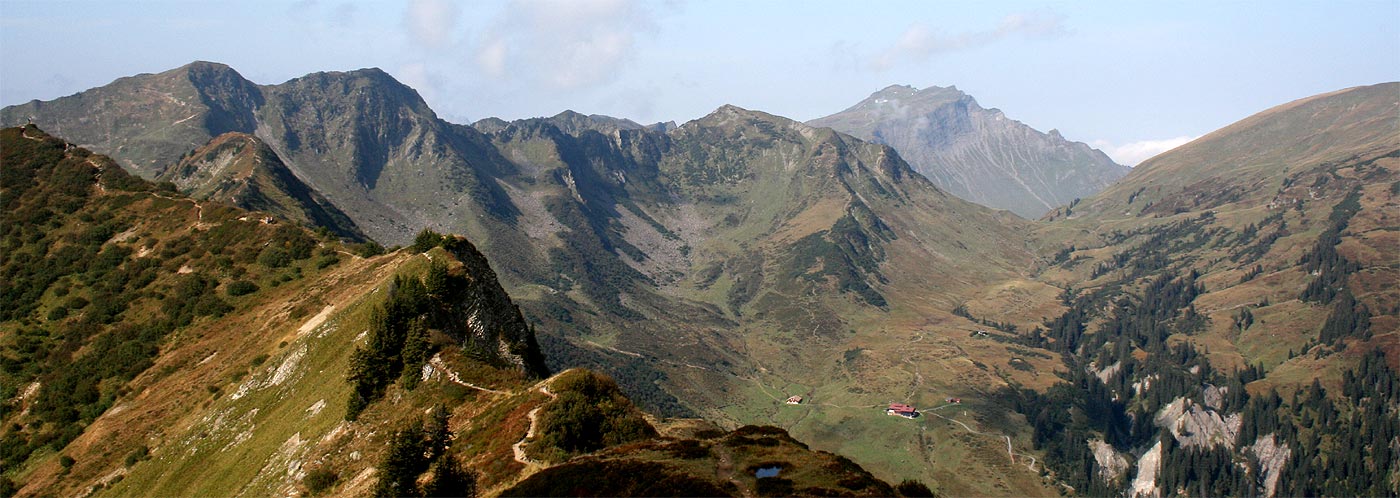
left=511, top=380, right=556, bottom=466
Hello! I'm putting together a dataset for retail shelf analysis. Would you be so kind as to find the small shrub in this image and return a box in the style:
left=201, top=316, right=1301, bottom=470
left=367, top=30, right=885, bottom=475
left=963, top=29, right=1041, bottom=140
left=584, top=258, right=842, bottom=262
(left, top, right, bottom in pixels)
left=303, top=468, right=338, bottom=495
left=895, top=479, right=936, bottom=497
left=226, top=280, right=259, bottom=297
left=124, top=445, right=149, bottom=467
left=410, top=229, right=446, bottom=253
left=59, top=455, right=76, bottom=469
left=315, top=254, right=339, bottom=269
left=257, top=246, right=291, bottom=268
left=250, top=354, right=270, bottom=367
left=351, top=241, right=385, bottom=258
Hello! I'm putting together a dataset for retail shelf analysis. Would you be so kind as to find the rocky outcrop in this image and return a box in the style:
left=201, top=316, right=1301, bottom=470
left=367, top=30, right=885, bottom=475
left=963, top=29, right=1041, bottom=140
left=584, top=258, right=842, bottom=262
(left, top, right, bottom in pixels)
left=809, top=84, right=1128, bottom=218
left=1250, top=433, right=1292, bottom=498
left=1130, top=440, right=1162, bottom=498
left=1089, top=438, right=1129, bottom=483
left=1155, top=396, right=1241, bottom=448
left=437, top=236, right=551, bottom=378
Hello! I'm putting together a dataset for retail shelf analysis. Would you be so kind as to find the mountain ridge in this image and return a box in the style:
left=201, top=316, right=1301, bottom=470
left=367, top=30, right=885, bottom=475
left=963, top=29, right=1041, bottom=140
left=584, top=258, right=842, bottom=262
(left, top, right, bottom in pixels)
left=7, top=63, right=1396, bottom=497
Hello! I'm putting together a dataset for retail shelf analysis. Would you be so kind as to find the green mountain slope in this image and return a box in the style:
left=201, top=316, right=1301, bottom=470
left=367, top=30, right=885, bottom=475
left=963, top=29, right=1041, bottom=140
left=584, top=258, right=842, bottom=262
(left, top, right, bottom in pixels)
left=809, top=84, right=1129, bottom=218
left=993, top=83, right=1400, bottom=496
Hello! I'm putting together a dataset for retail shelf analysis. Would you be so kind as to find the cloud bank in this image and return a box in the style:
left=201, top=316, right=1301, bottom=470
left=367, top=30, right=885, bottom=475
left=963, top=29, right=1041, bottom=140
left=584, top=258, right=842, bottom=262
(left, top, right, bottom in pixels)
left=474, top=0, right=657, bottom=90
left=873, top=11, right=1066, bottom=70
left=1094, top=136, right=1197, bottom=166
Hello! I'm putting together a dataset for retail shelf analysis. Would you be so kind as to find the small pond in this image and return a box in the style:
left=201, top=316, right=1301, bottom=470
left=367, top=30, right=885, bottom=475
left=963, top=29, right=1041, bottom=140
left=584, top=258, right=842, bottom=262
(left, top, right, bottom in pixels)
left=754, top=466, right=782, bottom=478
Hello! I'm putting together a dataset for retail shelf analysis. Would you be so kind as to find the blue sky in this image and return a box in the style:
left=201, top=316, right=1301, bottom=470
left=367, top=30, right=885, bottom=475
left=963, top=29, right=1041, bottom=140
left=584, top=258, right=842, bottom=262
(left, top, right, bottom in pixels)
left=1, top=0, right=1396, bottom=164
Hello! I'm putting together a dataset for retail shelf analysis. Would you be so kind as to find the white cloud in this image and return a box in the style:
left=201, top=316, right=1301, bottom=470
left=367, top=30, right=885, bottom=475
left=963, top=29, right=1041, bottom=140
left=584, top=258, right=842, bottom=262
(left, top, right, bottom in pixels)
left=404, top=0, right=460, bottom=50
left=1093, top=136, right=1197, bottom=166
left=872, top=11, right=1066, bottom=70
left=473, top=0, right=658, bottom=90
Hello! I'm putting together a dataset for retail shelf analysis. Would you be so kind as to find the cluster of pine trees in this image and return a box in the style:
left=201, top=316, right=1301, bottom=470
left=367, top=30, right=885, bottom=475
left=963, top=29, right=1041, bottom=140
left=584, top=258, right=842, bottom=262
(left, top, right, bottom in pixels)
left=345, top=265, right=450, bottom=420
left=374, top=407, right=477, bottom=498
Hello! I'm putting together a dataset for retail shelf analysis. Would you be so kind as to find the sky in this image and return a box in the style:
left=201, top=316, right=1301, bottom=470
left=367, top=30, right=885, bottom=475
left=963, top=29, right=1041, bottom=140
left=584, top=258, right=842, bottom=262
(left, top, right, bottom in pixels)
left=1, top=1, right=1397, bottom=165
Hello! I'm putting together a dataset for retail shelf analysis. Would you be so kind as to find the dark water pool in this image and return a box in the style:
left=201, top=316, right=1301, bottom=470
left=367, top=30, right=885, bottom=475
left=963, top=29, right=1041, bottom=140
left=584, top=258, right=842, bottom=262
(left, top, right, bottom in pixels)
left=755, top=466, right=781, bottom=478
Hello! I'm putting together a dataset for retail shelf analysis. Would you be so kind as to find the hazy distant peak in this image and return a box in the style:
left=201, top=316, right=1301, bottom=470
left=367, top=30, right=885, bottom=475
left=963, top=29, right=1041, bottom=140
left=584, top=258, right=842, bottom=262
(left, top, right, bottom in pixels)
left=692, top=103, right=761, bottom=125
left=545, top=110, right=645, bottom=134
left=283, top=67, right=399, bottom=85
left=687, top=104, right=821, bottom=139
left=471, top=116, right=511, bottom=134
left=837, top=84, right=975, bottom=122
left=810, top=83, right=1127, bottom=218
left=181, top=60, right=239, bottom=74
left=873, top=84, right=919, bottom=96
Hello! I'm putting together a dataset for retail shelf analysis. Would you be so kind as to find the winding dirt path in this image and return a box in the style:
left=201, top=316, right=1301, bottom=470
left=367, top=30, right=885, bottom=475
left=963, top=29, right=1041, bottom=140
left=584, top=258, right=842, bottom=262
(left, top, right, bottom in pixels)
left=511, top=381, right=556, bottom=466
left=426, top=355, right=512, bottom=395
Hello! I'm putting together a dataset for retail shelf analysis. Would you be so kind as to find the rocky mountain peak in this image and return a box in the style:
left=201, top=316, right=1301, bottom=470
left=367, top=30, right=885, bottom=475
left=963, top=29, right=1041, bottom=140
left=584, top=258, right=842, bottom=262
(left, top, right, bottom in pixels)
left=543, top=110, right=645, bottom=136
left=809, top=84, right=1127, bottom=218
left=688, top=104, right=811, bottom=138
left=272, top=67, right=435, bottom=118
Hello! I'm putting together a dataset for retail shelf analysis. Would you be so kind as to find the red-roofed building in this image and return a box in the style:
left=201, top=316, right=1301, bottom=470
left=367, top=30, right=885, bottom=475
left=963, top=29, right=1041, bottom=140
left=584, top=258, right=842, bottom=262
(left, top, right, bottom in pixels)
left=887, top=403, right=918, bottom=418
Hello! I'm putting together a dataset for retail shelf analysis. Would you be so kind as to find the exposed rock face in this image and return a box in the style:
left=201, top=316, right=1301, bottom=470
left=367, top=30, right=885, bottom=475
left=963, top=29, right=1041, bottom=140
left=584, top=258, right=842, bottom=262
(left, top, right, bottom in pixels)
left=1130, top=440, right=1162, bottom=498
left=1155, top=396, right=1241, bottom=448
left=1250, top=433, right=1292, bottom=498
left=808, top=84, right=1128, bottom=218
left=1201, top=384, right=1228, bottom=410
left=1093, top=360, right=1123, bottom=385
left=436, top=237, right=551, bottom=378
left=1089, top=438, right=1129, bottom=483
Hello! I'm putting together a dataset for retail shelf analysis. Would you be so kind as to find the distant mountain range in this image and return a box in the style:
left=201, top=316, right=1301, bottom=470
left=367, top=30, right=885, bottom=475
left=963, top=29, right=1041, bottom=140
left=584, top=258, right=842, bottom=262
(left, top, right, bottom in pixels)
left=2, top=63, right=1395, bottom=497
left=809, top=84, right=1129, bottom=218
